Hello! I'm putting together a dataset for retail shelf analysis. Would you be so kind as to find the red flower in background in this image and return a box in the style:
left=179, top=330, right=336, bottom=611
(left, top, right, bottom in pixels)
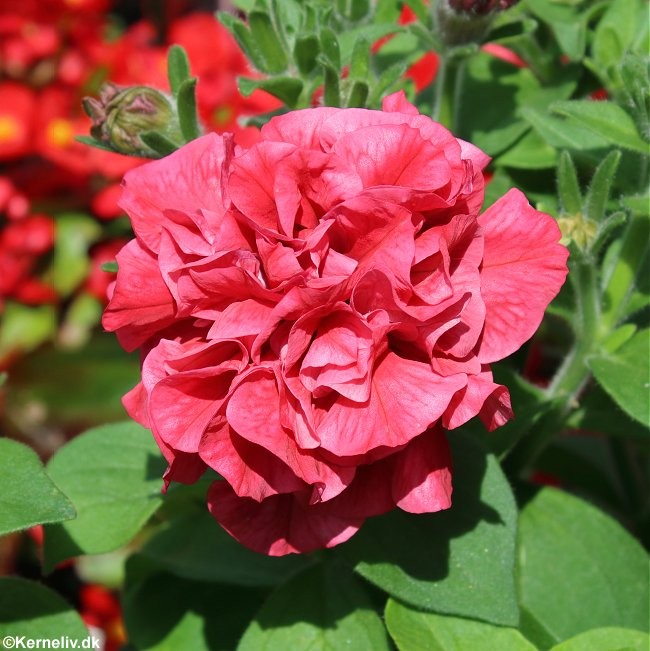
left=0, top=82, right=37, bottom=160
left=104, top=92, right=568, bottom=555
left=84, top=238, right=128, bottom=303
left=0, top=209, right=56, bottom=311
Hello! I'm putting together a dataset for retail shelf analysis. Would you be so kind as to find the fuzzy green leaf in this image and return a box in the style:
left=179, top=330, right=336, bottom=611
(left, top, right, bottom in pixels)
left=0, top=439, right=75, bottom=536
left=551, top=101, right=648, bottom=154
left=249, top=10, right=289, bottom=73
left=518, top=488, right=650, bottom=648
left=43, top=421, right=166, bottom=571
left=293, top=33, right=320, bottom=75
left=522, top=107, right=611, bottom=150
left=238, top=76, right=303, bottom=108
left=0, top=578, right=90, bottom=643
left=385, top=600, right=537, bottom=651
left=319, top=27, right=341, bottom=69
left=140, top=130, right=179, bottom=156
left=167, top=45, right=191, bottom=97
left=589, top=328, right=650, bottom=426
left=177, top=78, right=201, bottom=142
left=557, top=151, right=582, bottom=216
left=75, top=135, right=118, bottom=153
left=219, top=12, right=268, bottom=72
left=238, top=563, right=391, bottom=651
left=584, top=150, right=621, bottom=222
left=123, top=566, right=266, bottom=651
left=548, top=627, right=650, bottom=651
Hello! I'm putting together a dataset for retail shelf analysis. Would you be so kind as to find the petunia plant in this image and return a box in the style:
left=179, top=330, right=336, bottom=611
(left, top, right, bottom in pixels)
left=1, top=1, right=648, bottom=650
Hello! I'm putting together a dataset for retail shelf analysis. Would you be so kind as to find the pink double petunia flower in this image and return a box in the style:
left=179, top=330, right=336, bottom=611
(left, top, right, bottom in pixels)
left=104, top=91, right=568, bottom=555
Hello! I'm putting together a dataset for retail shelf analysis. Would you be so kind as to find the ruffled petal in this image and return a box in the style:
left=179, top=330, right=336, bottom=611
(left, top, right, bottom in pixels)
left=477, top=189, right=568, bottom=363
left=207, top=481, right=362, bottom=555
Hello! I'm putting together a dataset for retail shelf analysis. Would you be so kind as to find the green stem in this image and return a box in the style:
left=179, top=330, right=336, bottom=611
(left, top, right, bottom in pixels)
left=432, top=54, right=465, bottom=133
left=547, top=261, right=600, bottom=398
left=507, top=259, right=601, bottom=471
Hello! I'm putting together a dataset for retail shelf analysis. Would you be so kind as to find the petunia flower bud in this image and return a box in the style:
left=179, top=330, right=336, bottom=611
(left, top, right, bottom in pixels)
left=436, top=0, right=520, bottom=47
left=557, top=212, right=597, bottom=253
left=83, top=83, right=181, bottom=157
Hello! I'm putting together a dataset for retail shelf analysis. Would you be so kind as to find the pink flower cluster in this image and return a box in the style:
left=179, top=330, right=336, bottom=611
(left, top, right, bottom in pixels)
left=104, top=92, right=568, bottom=555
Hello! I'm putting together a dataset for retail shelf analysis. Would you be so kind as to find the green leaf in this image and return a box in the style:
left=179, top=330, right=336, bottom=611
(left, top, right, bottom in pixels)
left=138, top=509, right=312, bottom=587
left=337, top=0, right=370, bottom=21
left=457, top=52, right=572, bottom=157
left=320, top=56, right=341, bottom=107
left=551, top=101, right=648, bottom=154
left=231, top=0, right=255, bottom=9
left=0, top=438, right=75, bottom=536
left=270, top=0, right=303, bottom=45
left=347, top=80, right=370, bottom=108
left=585, top=150, right=621, bottom=222
left=0, top=577, right=91, bottom=642
left=177, top=78, right=201, bottom=142
left=593, top=0, right=647, bottom=70
left=75, top=135, right=118, bottom=153
left=238, top=76, right=303, bottom=108
left=319, top=27, right=341, bottom=69
left=373, top=32, right=420, bottom=72
left=602, top=214, right=650, bottom=327
left=242, top=107, right=289, bottom=129
left=534, top=435, right=629, bottom=510
left=518, top=488, right=650, bottom=648
left=550, top=21, right=586, bottom=62
left=495, top=129, right=558, bottom=169
left=123, top=568, right=266, bottom=651
left=591, top=211, right=628, bottom=256
left=601, top=323, right=637, bottom=354
left=140, top=130, right=179, bottom=157
left=557, top=151, right=582, bottom=216
left=589, top=329, right=650, bottom=426
left=524, top=0, right=588, bottom=60
left=385, top=600, right=538, bottom=651
left=51, top=213, right=101, bottom=296
left=338, top=24, right=402, bottom=63
left=566, top=382, right=650, bottom=440
left=293, top=33, right=320, bottom=75
left=349, top=35, right=370, bottom=80
left=218, top=12, right=268, bottom=72
left=548, top=627, right=650, bottom=651
left=43, top=421, right=166, bottom=571
left=522, top=107, right=611, bottom=151
left=341, top=430, right=519, bottom=626
left=622, top=193, right=650, bottom=216
left=238, top=562, right=391, bottom=651
left=403, top=0, right=429, bottom=25
left=167, top=45, right=191, bottom=97
left=248, top=10, right=289, bottom=73
left=101, top=261, right=118, bottom=273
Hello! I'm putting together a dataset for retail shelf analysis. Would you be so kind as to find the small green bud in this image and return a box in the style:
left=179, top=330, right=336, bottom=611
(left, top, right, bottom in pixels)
left=557, top=212, right=598, bottom=252
left=84, top=83, right=182, bottom=157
